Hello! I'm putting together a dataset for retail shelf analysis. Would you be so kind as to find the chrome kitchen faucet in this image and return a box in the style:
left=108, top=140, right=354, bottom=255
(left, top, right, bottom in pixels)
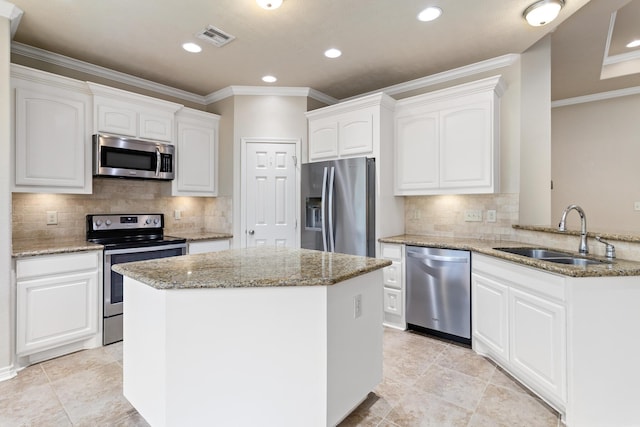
left=558, top=204, right=588, bottom=254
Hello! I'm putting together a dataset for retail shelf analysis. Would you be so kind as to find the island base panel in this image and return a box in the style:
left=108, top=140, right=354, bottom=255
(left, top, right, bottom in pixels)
left=123, top=271, right=383, bottom=427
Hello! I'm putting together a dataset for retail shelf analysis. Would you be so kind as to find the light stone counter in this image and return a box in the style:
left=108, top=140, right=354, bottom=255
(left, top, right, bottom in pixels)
left=379, top=234, right=640, bottom=278
left=165, top=230, right=232, bottom=241
left=113, top=246, right=391, bottom=289
left=12, top=238, right=103, bottom=257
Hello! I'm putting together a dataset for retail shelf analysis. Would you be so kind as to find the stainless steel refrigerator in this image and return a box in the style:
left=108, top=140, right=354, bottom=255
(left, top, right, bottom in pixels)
left=301, top=157, right=375, bottom=257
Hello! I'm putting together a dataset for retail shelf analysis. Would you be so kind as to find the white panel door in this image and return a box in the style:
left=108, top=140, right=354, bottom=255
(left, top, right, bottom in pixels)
left=245, top=142, right=297, bottom=248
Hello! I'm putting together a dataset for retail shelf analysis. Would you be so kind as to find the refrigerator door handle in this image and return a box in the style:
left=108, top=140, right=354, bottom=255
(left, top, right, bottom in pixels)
left=328, top=166, right=336, bottom=252
left=321, top=167, right=328, bottom=252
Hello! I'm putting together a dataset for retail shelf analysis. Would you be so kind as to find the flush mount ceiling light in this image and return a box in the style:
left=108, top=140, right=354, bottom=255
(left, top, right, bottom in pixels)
left=627, top=40, right=640, bottom=48
left=324, top=48, right=342, bottom=59
left=262, top=75, right=277, bottom=83
left=417, top=6, right=442, bottom=22
left=182, top=42, right=202, bottom=53
left=523, top=0, right=564, bottom=27
left=256, top=0, right=283, bottom=10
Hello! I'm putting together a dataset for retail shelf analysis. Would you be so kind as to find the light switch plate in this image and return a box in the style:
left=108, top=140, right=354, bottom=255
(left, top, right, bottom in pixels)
left=486, top=210, right=497, bottom=222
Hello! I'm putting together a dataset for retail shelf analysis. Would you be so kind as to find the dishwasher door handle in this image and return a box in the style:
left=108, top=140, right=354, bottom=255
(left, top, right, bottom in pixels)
left=406, top=252, right=469, bottom=263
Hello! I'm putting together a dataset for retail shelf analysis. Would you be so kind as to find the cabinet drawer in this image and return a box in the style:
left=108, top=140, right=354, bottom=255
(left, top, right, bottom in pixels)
left=17, top=251, right=100, bottom=279
left=383, top=261, right=402, bottom=290
left=383, top=287, right=403, bottom=316
left=380, top=243, right=403, bottom=261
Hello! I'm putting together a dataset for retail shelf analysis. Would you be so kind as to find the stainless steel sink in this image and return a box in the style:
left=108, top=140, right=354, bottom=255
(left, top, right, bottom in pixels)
left=493, top=247, right=611, bottom=266
left=494, top=247, right=572, bottom=259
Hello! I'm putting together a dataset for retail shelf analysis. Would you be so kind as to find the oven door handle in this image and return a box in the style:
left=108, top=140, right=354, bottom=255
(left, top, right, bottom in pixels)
left=104, top=243, right=187, bottom=255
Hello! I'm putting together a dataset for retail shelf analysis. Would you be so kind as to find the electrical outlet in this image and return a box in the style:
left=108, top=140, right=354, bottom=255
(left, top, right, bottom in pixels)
left=634, top=202, right=640, bottom=211
left=353, top=294, right=362, bottom=319
left=46, top=211, right=58, bottom=225
left=174, top=209, right=181, bottom=220
left=486, top=210, right=497, bottom=222
left=464, top=210, right=482, bottom=222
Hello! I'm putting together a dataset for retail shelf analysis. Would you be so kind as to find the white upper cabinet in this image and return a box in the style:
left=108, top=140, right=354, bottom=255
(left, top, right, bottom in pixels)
left=172, top=108, right=220, bottom=197
left=11, top=65, right=92, bottom=194
left=395, top=75, right=505, bottom=195
left=87, top=82, right=182, bottom=143
left=306, top=93, right=392, bottom=162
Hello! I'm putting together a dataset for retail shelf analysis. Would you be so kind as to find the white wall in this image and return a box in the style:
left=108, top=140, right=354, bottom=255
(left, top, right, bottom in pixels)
left=229, top=95, right=308, bottom=248
left=519, top=36, right=552, bottom=225
left=0, top=7, right=14, bottom=379
left=552, top=93, right=640, bottom=231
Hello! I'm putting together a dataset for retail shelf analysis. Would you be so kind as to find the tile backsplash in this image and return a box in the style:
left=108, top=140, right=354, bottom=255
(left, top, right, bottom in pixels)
left=12, top=178, right=232, bottom=242
left=404, top=193, right=520, bottom=241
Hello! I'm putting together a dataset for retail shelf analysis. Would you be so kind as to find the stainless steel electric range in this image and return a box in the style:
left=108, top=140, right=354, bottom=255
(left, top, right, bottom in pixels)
left=86, top=214, right=186, bottom=345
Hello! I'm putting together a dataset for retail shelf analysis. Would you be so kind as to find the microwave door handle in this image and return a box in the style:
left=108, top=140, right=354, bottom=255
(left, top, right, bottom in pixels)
left=321, top=167, right=328, bottom=252
left=155, top=147, right=161, bottom=177
left=328, top=166, right=335, bottom=252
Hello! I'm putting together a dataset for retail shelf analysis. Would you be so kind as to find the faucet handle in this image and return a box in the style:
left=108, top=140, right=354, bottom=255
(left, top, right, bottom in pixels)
left=595, top=236, right=616, bottom=259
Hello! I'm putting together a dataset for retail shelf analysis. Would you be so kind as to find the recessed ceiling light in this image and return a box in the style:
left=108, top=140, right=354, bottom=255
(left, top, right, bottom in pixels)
left=324, top=48, right=342, bottom=59
left=627, top=40, right=640, bottom=48
left=182, top=42, right=202, bottom=53
left=523, top=0, right=564, bottom=27
left=262, top=75, right=277, bottom=83
left=417, top=6, right=442, bottom=22
left=256, top=0, right=283, bottom=10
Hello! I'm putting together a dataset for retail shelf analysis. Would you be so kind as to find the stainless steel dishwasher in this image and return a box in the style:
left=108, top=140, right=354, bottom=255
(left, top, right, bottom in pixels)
left=406, top=246, right=471, bottom=344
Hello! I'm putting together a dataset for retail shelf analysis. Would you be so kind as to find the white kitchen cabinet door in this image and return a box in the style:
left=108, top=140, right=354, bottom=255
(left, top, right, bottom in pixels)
left=509, top=287, right=567, bottom=403
left=95, top=102, right=138, bottom=137
left=393, top=75, right=503, bottom=195
left=12, top=69, right=92, bottom=194
left=381, top=242, right=405, bottom=329
left=88, top=82, right=181, bottom=143
left=439, top=101, right=493, bottom=190
left=395, top=111, right=439, bottom=193
left=472, top=272, right=510, bottom=364
left=187, top=239, right=230, bottom=254
left=308, top=118, right=338, bottom=161
left=172, top=108, right=220, bottom=197
left=16, top=251, right=101, bottom=357
left=338, top=110, right=374, bottom=156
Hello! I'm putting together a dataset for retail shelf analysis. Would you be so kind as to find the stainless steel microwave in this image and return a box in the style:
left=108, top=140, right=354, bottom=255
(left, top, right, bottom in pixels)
left=93, top=134, right=175, bottom=180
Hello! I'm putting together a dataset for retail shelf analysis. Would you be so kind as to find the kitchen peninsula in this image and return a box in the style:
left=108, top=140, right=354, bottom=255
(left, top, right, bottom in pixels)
left=113, top=247, right=390, bottom=427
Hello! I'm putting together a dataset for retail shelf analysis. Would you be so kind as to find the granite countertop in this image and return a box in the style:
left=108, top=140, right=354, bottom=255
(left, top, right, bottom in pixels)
left=513, top=224, right=640, bottom=243
left=112, top=247, right=391, bottom=290
left=379, top=234, right=640, bottom=278
left=166, top=231, right=233, bottom=241
left=12, top=238, right=104, bottom=257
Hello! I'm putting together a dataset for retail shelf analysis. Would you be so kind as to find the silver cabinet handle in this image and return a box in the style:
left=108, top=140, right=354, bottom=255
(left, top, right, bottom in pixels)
left=248, top=229, right=255, bottom=235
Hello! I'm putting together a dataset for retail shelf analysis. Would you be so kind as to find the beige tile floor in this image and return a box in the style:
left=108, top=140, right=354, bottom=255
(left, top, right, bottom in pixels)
left=0, top=328, right=560, bottom=426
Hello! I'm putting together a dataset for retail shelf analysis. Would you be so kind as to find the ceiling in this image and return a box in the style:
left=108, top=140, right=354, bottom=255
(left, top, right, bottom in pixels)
left=6, top=0, right=640, bottom=102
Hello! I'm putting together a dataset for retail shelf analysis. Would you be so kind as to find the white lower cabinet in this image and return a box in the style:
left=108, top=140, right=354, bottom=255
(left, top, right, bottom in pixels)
left=187, top=239, right=230, bottom=254
left=380, top=242, right=405, bottom=329
left=472, top=253, right=566, bottom=413
left=16, top=251, right=102, bottom=360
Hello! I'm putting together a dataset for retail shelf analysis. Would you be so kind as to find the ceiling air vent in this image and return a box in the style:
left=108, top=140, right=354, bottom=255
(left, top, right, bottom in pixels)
left=196, top=25, right=236, bottom=47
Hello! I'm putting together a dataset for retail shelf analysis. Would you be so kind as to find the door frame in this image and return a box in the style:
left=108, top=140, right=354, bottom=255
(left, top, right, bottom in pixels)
left=238, top=137, right=301, bottom=249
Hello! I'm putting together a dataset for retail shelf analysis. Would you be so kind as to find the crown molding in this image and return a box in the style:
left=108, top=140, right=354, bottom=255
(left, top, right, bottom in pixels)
left=0, top=1, right=23, bottom=38
left=205, top=85, right=338, bottom=105
left=11, top=42, right=208, bottom=105
left=551, top=86, right=640, bottom=107
left=343, top=53, right=520, bottom=101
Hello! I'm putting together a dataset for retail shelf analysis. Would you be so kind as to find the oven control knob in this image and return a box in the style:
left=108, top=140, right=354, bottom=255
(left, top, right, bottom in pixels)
left=105, top=220, right=112, bottom=226
left=153, top=218, right=160, bottom=225
left=95, top=220, right=103, bottom=227
left=145, top=218, right=152, bottom=225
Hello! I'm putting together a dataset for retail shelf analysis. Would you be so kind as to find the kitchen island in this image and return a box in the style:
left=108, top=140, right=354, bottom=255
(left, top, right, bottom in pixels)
left=113, top=247, right=390, bottom=427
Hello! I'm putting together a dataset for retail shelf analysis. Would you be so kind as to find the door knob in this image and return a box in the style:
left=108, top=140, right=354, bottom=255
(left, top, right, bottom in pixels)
left=248, top=229, right=255, bottom=235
